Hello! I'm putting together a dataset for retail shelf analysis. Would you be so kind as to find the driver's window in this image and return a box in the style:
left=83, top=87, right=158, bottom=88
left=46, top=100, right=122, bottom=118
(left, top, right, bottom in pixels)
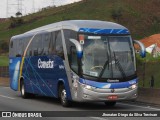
left=70, top=46, right=78, bottom=73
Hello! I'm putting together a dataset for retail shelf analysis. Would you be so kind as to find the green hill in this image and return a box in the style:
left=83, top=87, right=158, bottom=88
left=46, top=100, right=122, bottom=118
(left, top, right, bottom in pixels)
left=0, top=0, right=160, bottom=43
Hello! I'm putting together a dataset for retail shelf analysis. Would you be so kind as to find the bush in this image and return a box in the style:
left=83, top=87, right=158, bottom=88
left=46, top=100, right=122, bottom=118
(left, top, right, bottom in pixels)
left=9, top=16, right=24, bottom=28
left=0, top=41, right=9, bottom=53
left=111, top=7, right=123, bottom=21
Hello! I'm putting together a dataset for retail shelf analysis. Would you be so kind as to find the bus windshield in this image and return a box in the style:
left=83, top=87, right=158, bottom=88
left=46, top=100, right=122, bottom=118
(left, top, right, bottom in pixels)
left=81, top=35, right=136, bottom=82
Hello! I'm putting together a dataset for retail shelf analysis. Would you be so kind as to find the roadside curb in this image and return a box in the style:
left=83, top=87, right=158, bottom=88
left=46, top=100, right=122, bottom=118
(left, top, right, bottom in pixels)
left=137, top=87, right=160, bottom=105
left=123, top=101, right=160, bottom=108
left=0, top=77, right=9, bottom=87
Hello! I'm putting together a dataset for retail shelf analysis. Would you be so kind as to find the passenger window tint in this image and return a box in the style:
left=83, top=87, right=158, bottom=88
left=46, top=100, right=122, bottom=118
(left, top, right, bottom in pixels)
left=48, top=32, right=56, bottom=55
left=15, top=39, right=22, bottom=57
left=43, top=33, right=51, bottom=55
left=35, top=34, right=43, bottom=56
left=9, top=39, right=15, bottom=57
left=24, top=37, right=31, bottom=57
left=27, top=36, right=35, bottom=57
left=70, top=46, right=78, bottom=73
left=55, top=31, right=64, bottom=58
left=63, top=29, right=78, bottom=72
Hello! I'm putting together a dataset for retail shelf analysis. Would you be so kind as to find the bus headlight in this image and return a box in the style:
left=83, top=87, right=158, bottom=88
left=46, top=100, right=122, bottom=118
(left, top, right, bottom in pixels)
left=129, top=84, right=137, bottom=89
left=83, top=84, right=96, bottom=90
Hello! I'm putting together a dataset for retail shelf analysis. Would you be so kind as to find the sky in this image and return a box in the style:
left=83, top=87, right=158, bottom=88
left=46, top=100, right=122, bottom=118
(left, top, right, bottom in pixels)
left=0, top=0, right=81, bottom=18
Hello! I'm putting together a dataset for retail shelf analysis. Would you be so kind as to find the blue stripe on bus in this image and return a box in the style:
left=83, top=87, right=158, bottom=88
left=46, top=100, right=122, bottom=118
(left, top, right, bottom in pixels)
left=79, top=78, right=137, bottom=89
left=9, top=55, right=72, bottom=100
left=79, top=28, right=130, bottom=34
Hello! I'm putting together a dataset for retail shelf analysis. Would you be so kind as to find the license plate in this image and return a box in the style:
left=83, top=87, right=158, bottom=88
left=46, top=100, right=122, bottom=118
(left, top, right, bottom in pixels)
left=107, top=95, right=118, bottom=100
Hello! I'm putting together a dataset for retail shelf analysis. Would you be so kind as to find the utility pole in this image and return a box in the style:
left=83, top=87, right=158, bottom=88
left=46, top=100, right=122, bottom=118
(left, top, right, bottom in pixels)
left=17, top=0, right=23, bottom=13
left=32, top=0, right=35, bottom=13
left=6, top=0, right=23, bottom=18
left=6, top=0, right=9, bottom=18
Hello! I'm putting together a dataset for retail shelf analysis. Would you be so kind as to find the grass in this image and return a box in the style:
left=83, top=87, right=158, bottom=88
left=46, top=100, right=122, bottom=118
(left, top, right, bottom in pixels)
left=137, top=61, right=160, bottom=88
left=136, top=53, right=160, bottom=88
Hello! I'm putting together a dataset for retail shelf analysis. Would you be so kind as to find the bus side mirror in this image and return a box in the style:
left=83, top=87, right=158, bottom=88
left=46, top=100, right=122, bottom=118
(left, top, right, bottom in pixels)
left=133, top=40, right=146, bottom=58
left=70, top=39, right=83, bottom=59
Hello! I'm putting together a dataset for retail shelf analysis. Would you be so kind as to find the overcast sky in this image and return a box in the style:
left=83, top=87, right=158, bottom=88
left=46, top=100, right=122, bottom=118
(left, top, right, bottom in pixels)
left=0, top=0, right=81, bottom=18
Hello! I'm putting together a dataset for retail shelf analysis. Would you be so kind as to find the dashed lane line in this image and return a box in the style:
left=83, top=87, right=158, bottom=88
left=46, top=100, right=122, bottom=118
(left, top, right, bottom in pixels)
left=118, top=102, right=160, bottom=111
left=0, top=94, right=15, bottom=100
left=90, top=117, right=109, bottom=120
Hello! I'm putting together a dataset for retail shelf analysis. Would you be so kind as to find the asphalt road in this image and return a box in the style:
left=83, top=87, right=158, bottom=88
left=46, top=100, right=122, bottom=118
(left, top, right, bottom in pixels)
left=0, top=86, right=160, bottom=120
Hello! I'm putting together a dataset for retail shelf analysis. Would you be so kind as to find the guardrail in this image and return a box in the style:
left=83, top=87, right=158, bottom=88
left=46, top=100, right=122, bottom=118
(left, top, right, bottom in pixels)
left=137, top=88, right=160, bottom=105
left=0, top=66, right=9, bottom=77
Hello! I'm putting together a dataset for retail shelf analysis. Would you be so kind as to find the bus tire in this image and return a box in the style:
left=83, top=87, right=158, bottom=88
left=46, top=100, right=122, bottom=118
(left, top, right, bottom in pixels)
left=20, top=80, right=33, bottom=99
left=59, top=85, right=71, bottom=107
left=104, top=101, right=116, bottom=106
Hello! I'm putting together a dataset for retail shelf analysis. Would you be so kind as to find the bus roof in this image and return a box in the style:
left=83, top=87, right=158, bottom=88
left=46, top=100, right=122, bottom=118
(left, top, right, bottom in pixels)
left=12, top=20, right=130, bottom=39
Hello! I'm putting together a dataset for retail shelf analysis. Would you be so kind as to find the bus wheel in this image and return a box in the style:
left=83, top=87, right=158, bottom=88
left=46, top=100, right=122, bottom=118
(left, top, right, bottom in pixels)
left=104, top=101, right=116, bottom=106
left=20, top=80, right=31, bottom=99
left=59, top=85, right=71, bottom=107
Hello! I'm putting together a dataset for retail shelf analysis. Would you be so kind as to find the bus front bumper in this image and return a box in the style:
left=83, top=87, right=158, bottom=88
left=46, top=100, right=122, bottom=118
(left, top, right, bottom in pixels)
left=76, top=84, right=138, bottom=102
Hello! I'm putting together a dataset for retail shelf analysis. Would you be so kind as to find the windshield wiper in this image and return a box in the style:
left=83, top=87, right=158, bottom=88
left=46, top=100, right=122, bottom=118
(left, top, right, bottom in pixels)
left=113, top=51, right=127, bottom=80
left=97, top=59, right=109, bottom=81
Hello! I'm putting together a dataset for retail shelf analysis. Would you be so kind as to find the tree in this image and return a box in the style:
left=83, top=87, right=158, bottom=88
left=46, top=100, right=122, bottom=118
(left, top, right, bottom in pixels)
left=111, top=7, right=123, bottom=22
left=0, top=41, right=8, bottom=53
left=9, top=13, right=24, bottom=28
left=16, top=12, right=22, bottom=17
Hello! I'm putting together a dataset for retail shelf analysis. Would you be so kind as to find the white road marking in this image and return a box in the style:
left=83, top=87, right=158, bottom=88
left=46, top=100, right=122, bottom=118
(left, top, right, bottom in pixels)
left=0, top=95, right=15, bottom=100
left=90, top=117, right=109, bottom=120
left=0, top=87, right=9, bottom=88
left=118, top=102, right=160, bottom=111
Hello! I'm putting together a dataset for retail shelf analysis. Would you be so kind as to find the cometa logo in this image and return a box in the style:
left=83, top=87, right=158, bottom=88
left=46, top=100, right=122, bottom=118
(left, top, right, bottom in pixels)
left=38, top=58, right=54, bottom=69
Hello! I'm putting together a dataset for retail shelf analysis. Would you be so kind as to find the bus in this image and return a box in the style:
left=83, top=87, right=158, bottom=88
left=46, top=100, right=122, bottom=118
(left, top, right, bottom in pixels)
left=9, top=20, right=146, bottom=107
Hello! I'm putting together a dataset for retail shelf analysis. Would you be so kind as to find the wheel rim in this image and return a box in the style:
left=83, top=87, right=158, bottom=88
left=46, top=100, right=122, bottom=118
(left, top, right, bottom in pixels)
left=21, top=84, right=25, bottom=96
left=61, top=89, right=67, bottom=104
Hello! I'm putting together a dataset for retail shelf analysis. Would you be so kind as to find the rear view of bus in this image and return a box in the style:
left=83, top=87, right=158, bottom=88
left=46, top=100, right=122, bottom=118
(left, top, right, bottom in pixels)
left=9, top=20, right=145, bottom=107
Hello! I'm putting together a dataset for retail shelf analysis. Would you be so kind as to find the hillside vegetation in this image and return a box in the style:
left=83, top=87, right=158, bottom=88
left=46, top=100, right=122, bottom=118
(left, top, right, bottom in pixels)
left=0, top=0, right=160, bottom=43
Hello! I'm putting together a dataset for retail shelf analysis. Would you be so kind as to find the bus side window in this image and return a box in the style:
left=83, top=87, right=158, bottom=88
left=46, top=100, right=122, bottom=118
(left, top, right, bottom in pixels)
left=15, top=39, right=21, bottom=57
left=25, top=37, right=31, bottom=57
left=9, top=40, right=14, bottom=57
left=63, top=29, right=78, bottom=72
left=55, top=31, right=64, bottom=59
left=42, top=33, right=51, bottom=55
left=26, top=36, right=34, bottom=57
left=33, top=35, right=39, bottom=56
left=31, top=34, right=43, bottom=56
left=36, top=34, right=43, bottom=56
left=49, top=32, right=56, bottom=55
left=16, top=39, right=23, bottom=57
left=70, top=46, right=78, bottom=73
left=13, top=39, right=17, bottom=57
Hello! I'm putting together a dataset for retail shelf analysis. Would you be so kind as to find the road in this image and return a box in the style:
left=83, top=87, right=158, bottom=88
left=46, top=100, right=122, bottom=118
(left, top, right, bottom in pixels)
left=0, top=86, right=160, bottom=120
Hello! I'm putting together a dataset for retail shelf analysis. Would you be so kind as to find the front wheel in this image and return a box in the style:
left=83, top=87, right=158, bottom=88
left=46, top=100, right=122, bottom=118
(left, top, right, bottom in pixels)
left=20, top=80, right=34, bottom=98
left=20, top=80, right=29, bottom=98
left=59, top=85, right=71, bottom=107
left=104, top=101, right=116, bottom=106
